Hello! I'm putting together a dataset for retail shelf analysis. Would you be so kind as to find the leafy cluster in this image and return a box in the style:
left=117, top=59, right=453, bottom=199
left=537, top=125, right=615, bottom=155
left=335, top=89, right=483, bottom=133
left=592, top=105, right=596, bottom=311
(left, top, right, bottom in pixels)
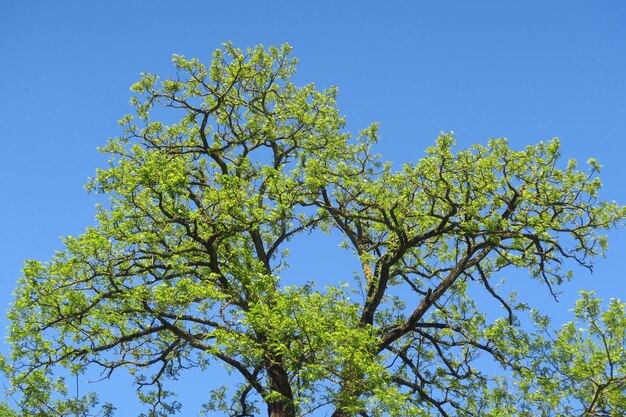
left=2, top=44, right=625, bottom=417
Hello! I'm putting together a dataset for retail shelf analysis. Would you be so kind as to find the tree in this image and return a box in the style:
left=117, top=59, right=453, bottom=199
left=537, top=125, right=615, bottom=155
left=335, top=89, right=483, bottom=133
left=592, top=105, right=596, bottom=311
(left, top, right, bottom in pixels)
left=2, top=43, right=626, bottom=417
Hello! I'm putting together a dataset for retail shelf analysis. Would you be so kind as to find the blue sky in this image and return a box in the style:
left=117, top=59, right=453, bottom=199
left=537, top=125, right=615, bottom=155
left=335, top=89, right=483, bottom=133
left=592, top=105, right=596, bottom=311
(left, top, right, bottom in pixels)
left=1, top=1, right=626, bottom=415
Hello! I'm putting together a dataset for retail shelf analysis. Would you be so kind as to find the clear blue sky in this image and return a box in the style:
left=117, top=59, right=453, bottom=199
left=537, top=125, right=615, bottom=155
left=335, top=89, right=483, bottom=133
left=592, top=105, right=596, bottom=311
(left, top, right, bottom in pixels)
left=1, top=1, right=626, bottom=415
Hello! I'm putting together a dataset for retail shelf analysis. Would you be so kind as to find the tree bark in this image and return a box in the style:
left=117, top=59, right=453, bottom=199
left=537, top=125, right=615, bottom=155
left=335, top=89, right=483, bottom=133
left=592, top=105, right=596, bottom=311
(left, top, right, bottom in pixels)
left=266, top=361, right=296, bottom=417
left=268, top=403, right=296, bottom=417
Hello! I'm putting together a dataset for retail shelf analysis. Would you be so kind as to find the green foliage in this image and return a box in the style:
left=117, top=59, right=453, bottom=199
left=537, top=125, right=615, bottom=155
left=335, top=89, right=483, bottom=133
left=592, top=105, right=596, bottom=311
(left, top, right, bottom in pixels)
left=2, top=43, right=626, bottom=417
left=521, top=292, right=626, bottom=416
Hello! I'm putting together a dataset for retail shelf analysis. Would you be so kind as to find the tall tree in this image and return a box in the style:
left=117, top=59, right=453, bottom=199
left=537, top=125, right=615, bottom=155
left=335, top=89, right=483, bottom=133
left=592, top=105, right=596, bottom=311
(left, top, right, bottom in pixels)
left=2, top=44, right=625, bottom=417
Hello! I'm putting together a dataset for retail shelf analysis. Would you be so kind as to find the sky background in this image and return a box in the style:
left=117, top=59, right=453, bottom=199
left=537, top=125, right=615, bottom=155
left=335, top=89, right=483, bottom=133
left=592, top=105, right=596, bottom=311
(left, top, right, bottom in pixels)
left=1, top=1, right=626, bottom=415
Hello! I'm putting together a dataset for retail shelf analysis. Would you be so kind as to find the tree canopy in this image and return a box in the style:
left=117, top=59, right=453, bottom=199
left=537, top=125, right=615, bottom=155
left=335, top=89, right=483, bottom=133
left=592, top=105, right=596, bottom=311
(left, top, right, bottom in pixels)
left=2, top=43, right=626, bottom=417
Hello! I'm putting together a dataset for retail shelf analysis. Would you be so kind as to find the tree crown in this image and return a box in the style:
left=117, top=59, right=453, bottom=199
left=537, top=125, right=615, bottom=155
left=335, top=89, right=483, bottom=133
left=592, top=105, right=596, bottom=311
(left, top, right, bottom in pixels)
left=2, top=43, right=626, bottom=417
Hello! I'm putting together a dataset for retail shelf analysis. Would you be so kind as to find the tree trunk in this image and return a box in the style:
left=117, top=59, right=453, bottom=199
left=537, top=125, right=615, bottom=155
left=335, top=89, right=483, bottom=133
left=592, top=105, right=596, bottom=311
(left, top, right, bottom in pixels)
left=266, top=361, right=296, bottom=417
left=268, top=402, right=296, bottom=417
